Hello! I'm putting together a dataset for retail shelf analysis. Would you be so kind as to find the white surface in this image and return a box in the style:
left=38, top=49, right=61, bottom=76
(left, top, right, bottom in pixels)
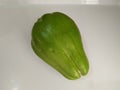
left=0, top=0, right=120, bottom=5
left=0, top=5, right=120, bottom=90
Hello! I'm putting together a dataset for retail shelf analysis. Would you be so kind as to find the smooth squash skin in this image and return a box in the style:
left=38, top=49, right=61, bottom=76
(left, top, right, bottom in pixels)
left=31, top=12, right=89, bottom=80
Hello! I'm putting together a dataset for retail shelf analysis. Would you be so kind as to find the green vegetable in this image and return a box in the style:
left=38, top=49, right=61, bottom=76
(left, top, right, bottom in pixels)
left=31, top=12, right=89, bottom=80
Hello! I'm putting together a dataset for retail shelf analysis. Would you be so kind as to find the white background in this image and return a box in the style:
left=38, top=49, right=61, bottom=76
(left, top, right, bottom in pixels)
left=0, top=0, right=120, bottom=4
left=0, top=1, right=120, bottom=90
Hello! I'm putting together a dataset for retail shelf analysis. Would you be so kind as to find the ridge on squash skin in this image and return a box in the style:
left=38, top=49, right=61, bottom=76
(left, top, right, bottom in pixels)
left=31, top=12, right=89, bottom=80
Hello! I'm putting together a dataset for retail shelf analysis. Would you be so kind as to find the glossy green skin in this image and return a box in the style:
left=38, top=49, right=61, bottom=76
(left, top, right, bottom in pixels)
left=31, top=12, right=89, bottom=80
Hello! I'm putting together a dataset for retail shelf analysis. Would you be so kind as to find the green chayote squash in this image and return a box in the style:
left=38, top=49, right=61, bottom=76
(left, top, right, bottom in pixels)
left=31, top=12, right=89, bottom=80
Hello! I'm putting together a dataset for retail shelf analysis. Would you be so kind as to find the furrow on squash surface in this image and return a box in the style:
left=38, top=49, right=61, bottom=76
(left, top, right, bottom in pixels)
left=65, top=26, right=89, bottom=75
left=32, top=40, right=78, bottom=79
left=51, top=12, right=89, bottom=76
left=32, top=30, right=80, bottom=80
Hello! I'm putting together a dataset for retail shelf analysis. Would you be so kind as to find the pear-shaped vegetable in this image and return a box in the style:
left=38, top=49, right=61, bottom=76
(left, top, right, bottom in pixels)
left=31, top=12, right=89, bottom=80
